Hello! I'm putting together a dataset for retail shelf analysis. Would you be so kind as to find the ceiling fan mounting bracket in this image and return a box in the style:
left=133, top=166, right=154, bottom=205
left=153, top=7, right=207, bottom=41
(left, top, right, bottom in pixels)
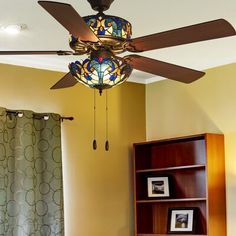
left=87, top=0, right=114, bottom=12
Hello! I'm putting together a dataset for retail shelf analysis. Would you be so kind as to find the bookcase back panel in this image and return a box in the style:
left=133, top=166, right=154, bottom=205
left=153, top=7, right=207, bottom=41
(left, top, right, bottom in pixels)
left=136, top=168, right=206, bottom=200
left=134, top=138, right=206, bottom=170
left=136, top=204, right=153, bottom=234
left=150, top=139, right=206, bottom=169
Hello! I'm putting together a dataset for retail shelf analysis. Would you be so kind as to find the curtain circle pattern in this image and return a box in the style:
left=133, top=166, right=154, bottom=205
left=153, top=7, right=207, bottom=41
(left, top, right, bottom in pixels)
left=0, top=107, right=64, bottom=236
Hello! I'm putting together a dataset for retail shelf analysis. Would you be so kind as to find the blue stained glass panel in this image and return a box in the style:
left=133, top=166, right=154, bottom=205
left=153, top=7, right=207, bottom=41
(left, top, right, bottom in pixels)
left=83, top=14, right=132, bottom=39
left=69, top=56, right=132, bottom=92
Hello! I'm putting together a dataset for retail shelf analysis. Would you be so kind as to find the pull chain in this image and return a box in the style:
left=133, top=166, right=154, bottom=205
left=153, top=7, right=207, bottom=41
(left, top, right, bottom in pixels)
left=93, top=89, right=97, bottom=150
left=105, top=90, right=109, bottom=151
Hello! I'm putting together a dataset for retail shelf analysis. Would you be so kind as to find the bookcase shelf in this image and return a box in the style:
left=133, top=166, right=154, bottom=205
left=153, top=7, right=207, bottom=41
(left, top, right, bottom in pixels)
left=133, top=134, right=226, bottom=236
left=136, top=164, right=205, bottom=173
left=137, top=198, right=207, bottom=204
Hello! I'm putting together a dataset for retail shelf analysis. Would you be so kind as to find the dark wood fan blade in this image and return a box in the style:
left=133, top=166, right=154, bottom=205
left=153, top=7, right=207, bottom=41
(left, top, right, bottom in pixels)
left=127, top=19, right=236, bottom=52
left=38, top=1, right=99, bottom=42
left=124, top=55, right=205, bottom=83
left=0, top=50, right=73, bottom=55
left=51, top=72, right=78, bottom=89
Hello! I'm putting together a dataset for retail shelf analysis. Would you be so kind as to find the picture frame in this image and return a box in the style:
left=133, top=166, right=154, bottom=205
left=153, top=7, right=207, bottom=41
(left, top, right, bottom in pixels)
left=147, top=176, right=170, bottom=198
left=167, top=207, right=197, bottom=234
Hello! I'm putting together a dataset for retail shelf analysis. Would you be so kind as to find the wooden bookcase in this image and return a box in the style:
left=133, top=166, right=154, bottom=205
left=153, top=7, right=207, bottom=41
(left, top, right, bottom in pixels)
left=133, top=134, right=226, bottom=236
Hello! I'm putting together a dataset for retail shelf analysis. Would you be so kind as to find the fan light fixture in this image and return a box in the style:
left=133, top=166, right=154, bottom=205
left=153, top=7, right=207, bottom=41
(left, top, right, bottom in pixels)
left=69, top=49, right=132, bottom=95
left=69, top=13, right=133, bottom=94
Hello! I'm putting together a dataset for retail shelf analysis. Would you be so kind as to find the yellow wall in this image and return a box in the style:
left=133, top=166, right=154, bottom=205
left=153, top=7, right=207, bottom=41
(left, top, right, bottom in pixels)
left=0, top=64, right=146, bottom=236
left=146, top=63, right=236, bottom=236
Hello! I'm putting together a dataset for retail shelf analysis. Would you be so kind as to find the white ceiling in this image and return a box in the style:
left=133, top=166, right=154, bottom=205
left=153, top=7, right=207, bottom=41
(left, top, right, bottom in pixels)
left=0, top=0, right=236, bottom=84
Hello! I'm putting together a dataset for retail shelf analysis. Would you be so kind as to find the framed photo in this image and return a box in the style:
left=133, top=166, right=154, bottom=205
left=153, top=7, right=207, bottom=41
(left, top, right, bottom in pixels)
left=147, top=176, right=170, bottom=197
left=167, top=207, right=197, bottom=234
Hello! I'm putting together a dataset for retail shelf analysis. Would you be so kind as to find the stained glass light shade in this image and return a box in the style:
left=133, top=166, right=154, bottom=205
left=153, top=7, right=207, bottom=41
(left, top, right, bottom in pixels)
left=69, top=54, right=132, bottom=94
left=83, top=14, right=132, bottom=40
left=70, top=14, right=132, bottom=55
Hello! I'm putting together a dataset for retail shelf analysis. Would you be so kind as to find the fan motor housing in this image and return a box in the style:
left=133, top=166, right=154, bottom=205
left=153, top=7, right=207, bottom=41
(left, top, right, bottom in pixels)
left=87, top=0, right=114, bottom=12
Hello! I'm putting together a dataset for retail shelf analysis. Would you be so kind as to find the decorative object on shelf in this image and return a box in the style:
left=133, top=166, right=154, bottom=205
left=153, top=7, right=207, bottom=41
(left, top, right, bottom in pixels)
left=167, top=207, right=197, bottom=234
left=1, top=1, right=236, bottom=93
left=147, top=176, right=170, bottom=198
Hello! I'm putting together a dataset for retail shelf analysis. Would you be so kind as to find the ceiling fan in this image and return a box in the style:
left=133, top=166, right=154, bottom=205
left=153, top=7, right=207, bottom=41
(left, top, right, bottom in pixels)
left=1, top=0, right=235, bottom=94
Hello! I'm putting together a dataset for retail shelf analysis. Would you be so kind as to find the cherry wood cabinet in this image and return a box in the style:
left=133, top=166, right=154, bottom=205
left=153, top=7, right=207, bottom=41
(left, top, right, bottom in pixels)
left=133, top=134, right=226, bottom=236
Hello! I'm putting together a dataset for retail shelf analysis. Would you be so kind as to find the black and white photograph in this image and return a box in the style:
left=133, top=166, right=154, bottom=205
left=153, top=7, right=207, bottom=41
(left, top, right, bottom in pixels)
left=167, top=207, right=197, bottom=234
left=147, top=176, right=170, bottom=197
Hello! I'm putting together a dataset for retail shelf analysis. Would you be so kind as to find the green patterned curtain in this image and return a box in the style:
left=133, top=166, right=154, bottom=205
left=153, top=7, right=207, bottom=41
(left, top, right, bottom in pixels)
left=0, top=107, right=64, bottom=236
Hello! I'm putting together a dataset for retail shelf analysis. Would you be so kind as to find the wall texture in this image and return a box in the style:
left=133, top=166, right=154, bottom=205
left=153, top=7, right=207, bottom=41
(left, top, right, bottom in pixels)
left=146, top=63, right=236, bottom=236
left=0, top=63, right=146, bottom=236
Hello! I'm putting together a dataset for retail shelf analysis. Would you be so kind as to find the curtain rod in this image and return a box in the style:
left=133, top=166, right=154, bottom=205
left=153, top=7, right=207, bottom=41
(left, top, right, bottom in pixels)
left=5, top=110, right=74, bottom=122
left=60, top=116, right=74, bottom=122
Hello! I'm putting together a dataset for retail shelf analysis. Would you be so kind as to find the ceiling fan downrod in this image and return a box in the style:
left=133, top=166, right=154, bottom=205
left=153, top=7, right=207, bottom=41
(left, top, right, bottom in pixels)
left=87, top=0, right=114, bottom=12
